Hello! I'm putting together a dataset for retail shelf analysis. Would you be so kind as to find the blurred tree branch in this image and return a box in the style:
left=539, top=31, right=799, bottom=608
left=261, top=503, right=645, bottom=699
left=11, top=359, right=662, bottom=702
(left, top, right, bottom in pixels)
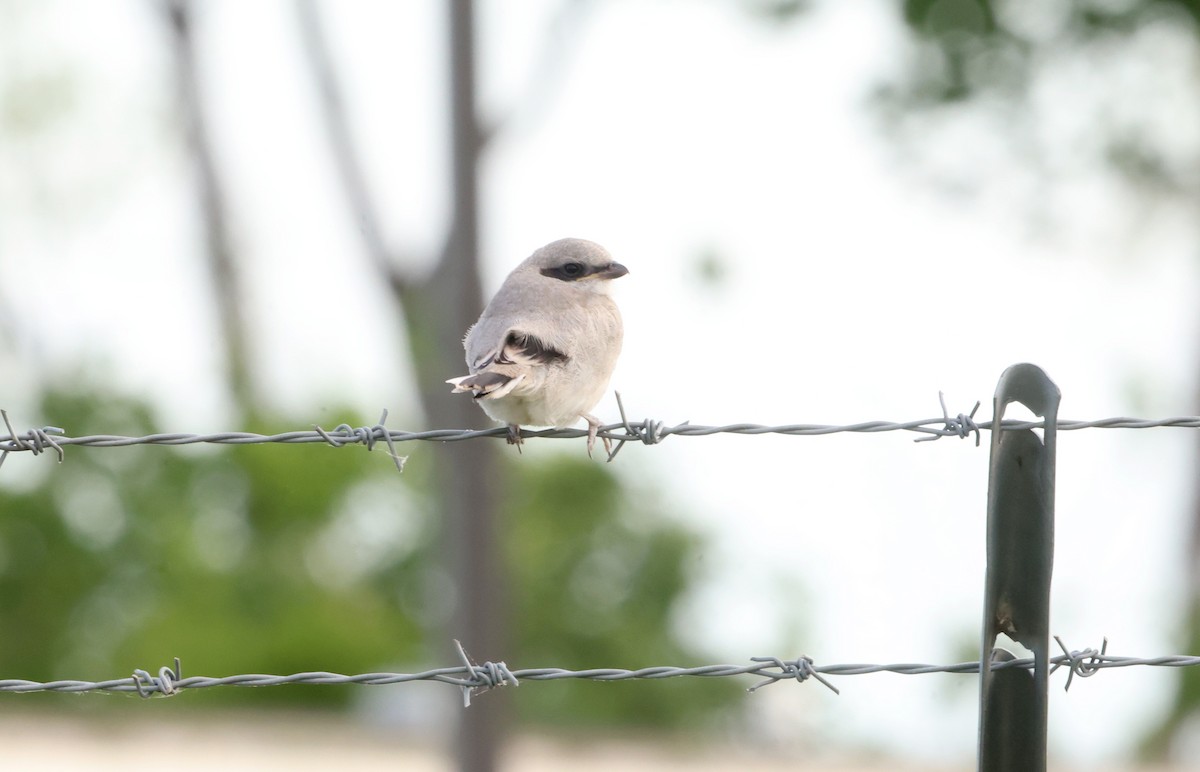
left=478, top=0, right=594, bottom=142
left=294, top=0, right=409, bottom=296
left=162, top=0, right=254, bottom=417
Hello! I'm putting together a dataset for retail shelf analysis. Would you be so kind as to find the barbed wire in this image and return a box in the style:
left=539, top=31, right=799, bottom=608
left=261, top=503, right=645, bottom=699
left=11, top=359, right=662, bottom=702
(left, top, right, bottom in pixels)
left=2, top=638, right=1194, bottom=704
left=2, top=394, right=1200, bottom=468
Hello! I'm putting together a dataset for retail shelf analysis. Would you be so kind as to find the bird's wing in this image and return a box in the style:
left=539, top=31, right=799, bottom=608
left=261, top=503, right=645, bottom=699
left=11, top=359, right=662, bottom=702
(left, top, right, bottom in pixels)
left=448, top=328, right=569, bottom=399
left=472, top=328, right=568, bottom=371
left=495, top=330, right=568, bottom=366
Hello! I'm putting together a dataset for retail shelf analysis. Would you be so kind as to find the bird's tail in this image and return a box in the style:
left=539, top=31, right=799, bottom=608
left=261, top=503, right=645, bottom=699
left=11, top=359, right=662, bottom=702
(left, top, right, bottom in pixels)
left=446, top=371, right=525, bottom=400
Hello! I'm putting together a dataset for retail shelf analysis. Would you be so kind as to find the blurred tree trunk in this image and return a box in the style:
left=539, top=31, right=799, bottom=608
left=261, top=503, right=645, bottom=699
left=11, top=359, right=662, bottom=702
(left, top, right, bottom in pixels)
left=297, top=1, right=506, bottom=770
left=409, top=2, right=507, bottom=770
left=163, top=0, right=254, bottom=420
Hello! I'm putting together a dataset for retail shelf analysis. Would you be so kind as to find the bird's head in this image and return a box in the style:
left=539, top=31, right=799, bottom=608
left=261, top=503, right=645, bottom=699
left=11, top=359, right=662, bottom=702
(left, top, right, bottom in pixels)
left=521, top=238, right=628, bottom=294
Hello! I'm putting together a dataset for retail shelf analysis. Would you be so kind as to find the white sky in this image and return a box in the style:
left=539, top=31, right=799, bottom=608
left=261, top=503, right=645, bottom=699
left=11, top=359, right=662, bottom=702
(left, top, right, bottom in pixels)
left=2, top=0, right=1199, bottom=766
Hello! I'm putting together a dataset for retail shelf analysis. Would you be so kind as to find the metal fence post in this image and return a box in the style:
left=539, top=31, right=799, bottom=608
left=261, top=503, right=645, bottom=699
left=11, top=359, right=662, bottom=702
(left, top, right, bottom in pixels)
left=979, top=363, right=1060, bottom=771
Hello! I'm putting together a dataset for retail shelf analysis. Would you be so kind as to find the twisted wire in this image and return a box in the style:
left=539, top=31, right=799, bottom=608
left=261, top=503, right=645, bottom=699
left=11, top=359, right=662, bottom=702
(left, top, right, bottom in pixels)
left=1, top=414, right=1198, bottom=461
left=4, top=644, right=1195, bottom=698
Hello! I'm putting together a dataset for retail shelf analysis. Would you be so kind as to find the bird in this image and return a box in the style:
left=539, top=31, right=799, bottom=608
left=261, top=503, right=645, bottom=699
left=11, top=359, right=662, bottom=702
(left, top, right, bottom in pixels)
left=446, top=238, right=627, bottom=457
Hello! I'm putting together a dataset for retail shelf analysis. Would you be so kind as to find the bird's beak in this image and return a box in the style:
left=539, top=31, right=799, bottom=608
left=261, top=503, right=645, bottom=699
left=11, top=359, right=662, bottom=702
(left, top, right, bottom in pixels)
left=596, top=262, right=629, bottom=280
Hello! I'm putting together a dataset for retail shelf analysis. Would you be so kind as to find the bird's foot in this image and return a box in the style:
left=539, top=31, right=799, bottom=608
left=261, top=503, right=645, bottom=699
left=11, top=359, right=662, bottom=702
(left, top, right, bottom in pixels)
left=506, top=424, right=523, bottom=453
left=583, top=414, right=611, bottom=459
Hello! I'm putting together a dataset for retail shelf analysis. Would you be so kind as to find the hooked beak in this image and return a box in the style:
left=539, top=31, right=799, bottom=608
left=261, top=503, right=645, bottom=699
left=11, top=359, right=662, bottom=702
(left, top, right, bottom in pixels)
left=596, top=262, right=629, bottom=280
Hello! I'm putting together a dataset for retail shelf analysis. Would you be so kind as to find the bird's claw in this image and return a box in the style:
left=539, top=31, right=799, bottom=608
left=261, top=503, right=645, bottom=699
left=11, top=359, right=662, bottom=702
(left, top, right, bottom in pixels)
left=506, top=424, right=523, bottom=453
left=584, top=415, right=611, bottom=459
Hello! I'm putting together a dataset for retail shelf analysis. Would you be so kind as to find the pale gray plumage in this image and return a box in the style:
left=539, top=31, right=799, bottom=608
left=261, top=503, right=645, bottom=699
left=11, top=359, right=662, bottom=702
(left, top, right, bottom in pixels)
left=446, top=238, right=627, bottom=456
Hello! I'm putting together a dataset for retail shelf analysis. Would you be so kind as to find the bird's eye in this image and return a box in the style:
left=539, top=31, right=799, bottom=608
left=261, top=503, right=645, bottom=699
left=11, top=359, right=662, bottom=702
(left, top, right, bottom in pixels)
left=561, top=262, right=584, bottom=277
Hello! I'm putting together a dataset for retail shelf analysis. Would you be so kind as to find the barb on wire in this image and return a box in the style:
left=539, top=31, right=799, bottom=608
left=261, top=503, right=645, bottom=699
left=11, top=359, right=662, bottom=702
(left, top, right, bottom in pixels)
left=748, top=655, right=839, bottom=695
left=2, top=639, right=1193, bottom=698
left=1052, top=636, right=1108, bottom=692
left=605, top=391, right=670, bottom=462
left=132, top=658, right=182, bottom=699
left=452, top=639, right=518, bottom=707
left=314, top=409, right=407, bottom=473
left=0, top=410, right=65, bottom=470
left=914, top=392, right=982, bottom=446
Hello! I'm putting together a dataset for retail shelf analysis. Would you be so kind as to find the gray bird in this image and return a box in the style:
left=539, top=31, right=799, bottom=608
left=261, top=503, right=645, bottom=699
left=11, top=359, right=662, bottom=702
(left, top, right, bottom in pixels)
left=446, top=238, right=628, bottom=456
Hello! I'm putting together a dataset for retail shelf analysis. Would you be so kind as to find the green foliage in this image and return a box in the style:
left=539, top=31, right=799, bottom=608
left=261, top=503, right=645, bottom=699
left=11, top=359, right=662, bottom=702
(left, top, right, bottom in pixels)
left=888, top=0, right=1200, bottom=105
left=1140, top=599, right=1200, bottom=756
left=691, top=247, right=729, bottom=290
left=904, top=0, right=996, bottom=35
left=0, top=385, right=737, bottom=728
left=0, top=386, right=426, bottom=709
left=504, top=455, right=743, bottom=730
left=743, top=0, right=811, bottom=24
left=902, top=0, right=1200, bottom=45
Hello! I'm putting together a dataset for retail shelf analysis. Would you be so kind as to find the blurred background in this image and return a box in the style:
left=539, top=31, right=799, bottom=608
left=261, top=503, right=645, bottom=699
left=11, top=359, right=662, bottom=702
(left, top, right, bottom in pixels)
left=1, top=0, right=1199, bottom=769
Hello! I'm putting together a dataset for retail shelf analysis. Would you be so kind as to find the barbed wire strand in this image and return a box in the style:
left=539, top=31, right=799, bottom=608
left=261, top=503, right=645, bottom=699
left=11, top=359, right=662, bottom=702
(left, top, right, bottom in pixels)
left=0, top=409, right=64, bottom=470
left=3, top=640, right=1195, bottom=699
left=2, top=398, right=1200, bottom=468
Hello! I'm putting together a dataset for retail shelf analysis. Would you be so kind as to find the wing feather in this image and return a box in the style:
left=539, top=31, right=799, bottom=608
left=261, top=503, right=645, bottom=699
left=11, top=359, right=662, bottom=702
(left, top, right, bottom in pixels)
left=496, top=331, right=568, bottom=366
